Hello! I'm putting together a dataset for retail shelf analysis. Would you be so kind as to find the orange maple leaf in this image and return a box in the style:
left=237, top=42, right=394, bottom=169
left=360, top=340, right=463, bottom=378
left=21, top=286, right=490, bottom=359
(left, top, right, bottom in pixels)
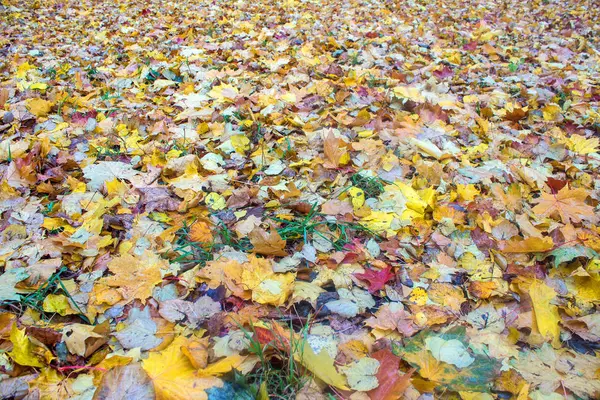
left=189, top=221, right=213, bottom=243
left=532, top=186, right=596, bottom=224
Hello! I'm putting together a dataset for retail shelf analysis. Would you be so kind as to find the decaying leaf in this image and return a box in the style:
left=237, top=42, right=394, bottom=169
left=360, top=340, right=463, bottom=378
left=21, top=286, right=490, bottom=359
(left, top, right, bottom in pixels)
left=93, top=363, right=155, bottom=400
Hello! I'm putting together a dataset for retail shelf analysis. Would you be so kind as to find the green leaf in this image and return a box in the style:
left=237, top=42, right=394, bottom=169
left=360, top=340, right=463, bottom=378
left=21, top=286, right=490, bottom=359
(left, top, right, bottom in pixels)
left=544, top=245, right=597, bottom=267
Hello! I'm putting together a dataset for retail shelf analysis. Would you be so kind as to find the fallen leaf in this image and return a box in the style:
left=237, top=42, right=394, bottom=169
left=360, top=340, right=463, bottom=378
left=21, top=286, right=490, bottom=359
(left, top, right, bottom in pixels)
left=159, top=296, right=221, bottom=326
left=296, top=346, right=348, bottom=390
left=93, top=251, right=164, bottom=306
left=354, top=266, right=394, bottom=293
left=323, top=131, right=349, bottom=168
left=367, top=349, right=414, bottom=400
left=93, top=363, right=155, bottom=400
left=532, top=186, right=597, bottom=224
left=340, top=357, right=380, bottom=391
left=142, top=336, right=223, bottom=400
left=0, top=268, right=29, bottom=302
left=249, top=228, right=287, bottom=256
left=425, top=336, right=474, bottom=368
left=114, top=307, right=163, bottom=351
left=499, top=237, right=554, bottom=253
left=62, top=323, right=104, bottom=357
left=528, top=280, right=560, bottom=347
left=9, top=325, right=43, bottom=367
left=189, top=221, right=213, bottom=243
left=26, top=98, right=52, bottom=117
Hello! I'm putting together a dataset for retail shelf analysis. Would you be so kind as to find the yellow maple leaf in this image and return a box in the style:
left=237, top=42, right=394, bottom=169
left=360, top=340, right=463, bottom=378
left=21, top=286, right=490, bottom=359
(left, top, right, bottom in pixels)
left=566, top=134, right=599, bottom=155
left=26, top=98, right=53, bottom=117
left=9, top=325, right=43, bottom=367
left=197, top=354, right=258, bottom=376
left=143, top=336, right=223, bottom=400
left=393, top=86, right=424, bottom=102
left=499, top=237, right=554, bottom=253
left=196, top=258, right=250, bottom=300
left=456, top=184, right=480, bottom=202
left=541, top=103, right=562, bottom=121
left=29, top=369, right=73, bottom=399
left=241, top=255, right=295, bottom=306
left=94, top=252, right=164, bottom=306
left=42, top=294, right=78, bottom=316
left=251, top=272, right=296, bottom=306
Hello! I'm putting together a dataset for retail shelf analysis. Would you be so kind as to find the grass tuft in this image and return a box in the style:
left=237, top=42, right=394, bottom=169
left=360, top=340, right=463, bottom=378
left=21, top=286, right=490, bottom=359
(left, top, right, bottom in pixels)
left=1, top=266, right=90, bottom=324
left=235, top=316, right=313, bottom=399
left=350, top=172, right=387, bottom=198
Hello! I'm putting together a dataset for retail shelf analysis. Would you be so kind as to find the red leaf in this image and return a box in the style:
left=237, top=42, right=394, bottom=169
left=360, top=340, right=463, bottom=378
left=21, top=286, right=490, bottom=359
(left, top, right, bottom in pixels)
left=463, top=41, right=478, bottom=51
left=367, top=349, right=414, bottom=400
left=254, top=327, right=276, bottom=345
left=433, top=66, right=453, bottom=80
left=546, top=177, right=568, bottom=194
left=354, top=266, right=394, bottom=293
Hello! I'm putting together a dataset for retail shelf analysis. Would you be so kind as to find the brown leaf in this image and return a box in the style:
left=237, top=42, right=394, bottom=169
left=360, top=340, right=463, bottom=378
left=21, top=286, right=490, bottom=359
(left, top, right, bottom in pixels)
left=365, top=304, right=418, bottom=336
left=25, top=327, right=62, bottom=347
left=321, top=199, right=353, bottom=215
left=323, top=130, right=348, bottom=168
left=249, top=228, right=287, bottom=256
left=93, top=363, right=155, bottom=400
left=226, top=187, right=251, bottom=209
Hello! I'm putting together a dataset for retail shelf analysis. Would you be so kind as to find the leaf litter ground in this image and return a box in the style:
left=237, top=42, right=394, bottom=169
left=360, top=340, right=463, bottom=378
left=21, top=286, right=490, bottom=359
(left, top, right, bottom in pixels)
left=0, top=0, right=600, bottom=399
